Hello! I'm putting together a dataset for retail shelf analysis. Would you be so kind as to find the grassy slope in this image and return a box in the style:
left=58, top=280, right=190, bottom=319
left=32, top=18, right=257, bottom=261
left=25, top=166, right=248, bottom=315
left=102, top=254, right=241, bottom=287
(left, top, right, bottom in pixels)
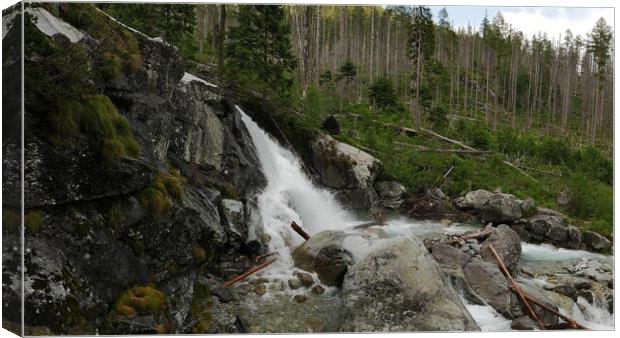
left=281, top=88, right=613, bottom=237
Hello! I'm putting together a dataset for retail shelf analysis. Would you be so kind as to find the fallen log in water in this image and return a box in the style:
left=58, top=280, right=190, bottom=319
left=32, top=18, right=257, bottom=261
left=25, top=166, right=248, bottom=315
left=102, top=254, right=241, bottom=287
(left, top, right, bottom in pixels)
left=291, top=221, right=311, bottom=240
left=489, top=244, right=546, bottom=330
left=446, top=228, right=494, bottom=244
left=223, top=258, right=277, bottom=288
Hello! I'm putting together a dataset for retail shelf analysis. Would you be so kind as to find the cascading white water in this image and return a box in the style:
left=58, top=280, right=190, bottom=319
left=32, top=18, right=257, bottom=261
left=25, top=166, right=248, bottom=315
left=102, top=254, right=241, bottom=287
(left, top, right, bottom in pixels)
left=239, top=107, right=357, bottom=274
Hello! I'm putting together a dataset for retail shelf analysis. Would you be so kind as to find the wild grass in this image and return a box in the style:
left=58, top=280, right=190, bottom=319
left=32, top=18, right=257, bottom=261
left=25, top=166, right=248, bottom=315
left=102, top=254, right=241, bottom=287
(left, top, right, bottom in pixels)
left=115, top=285, right=166, bottom=318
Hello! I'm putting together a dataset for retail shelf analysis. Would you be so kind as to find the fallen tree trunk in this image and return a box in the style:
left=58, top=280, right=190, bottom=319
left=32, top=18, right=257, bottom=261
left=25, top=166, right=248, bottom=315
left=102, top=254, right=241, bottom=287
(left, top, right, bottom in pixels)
left=223, top=258, right=277, bottom=287
left=291, top=221, right=311, bottom=240
left=446, top=228, right=494, bottom=244
left=373, top=120, right=418, bottom=137
left=489, top=244, right=546, bottom=330
left=394, top=142, right=491, bottom=155
left=419, top=128, right=478, bottom=151
left=502, top=160, right=538, bottom=182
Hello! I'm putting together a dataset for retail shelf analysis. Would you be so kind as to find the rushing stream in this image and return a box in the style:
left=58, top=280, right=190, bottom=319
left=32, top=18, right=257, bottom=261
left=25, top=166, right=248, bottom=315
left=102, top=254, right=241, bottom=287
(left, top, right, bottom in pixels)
left=238, top=107, right=613, bottom=331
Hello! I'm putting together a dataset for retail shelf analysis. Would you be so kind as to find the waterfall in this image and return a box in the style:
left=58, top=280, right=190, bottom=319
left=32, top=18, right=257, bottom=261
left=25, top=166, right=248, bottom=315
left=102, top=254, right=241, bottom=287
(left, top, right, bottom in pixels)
left=238, top=107, right=357, bottom=274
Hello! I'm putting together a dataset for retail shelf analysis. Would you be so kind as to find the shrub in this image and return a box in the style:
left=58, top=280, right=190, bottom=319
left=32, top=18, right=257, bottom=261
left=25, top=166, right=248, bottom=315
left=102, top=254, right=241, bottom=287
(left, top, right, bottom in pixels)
left=115, top=286, right=166, bottom=318
left=368, top=77, right=398, bottom=110
left=536, top=136, right=571, bottom=164
left=565, top=175, right=612, bottom=236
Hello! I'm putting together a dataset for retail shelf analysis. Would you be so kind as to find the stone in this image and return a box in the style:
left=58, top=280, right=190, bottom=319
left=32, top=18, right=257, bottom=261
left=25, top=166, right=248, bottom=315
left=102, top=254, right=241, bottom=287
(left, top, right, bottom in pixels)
left=463, top=259, right=512, bottom=317
left=221, top=199, right=246, bottom=248
left=375, top=181, right=407, bottom=209
left=511, top=316, right=537, bottom=330
left=211, top=287, right=237, bottom=303
left=581, top=231, right=612, bottom=252
left=341, top=237, right=479, bottom=332
left=515, top=281, right=560, bottom=326
left=293, top=294, right=308, bottom=303
left=430, top=243, right=470, bottom=268
left=288, top=278, right=302, bottom=290
left=311, top=285, right=325, bottom=295
left=481, top=224, right=522, bottom=273
left=310, top=134, right=382, bottom=210
left=294, top=271, right=315, bottom=288
left=480, top=193, right=523, bottom=224
left=292, top=231, right=355, bottom=287
left=455, top=190, right=495, bottom=210
left=519, top=198, right=536, bottom=216
left=253, top=285, right=267, bottom=296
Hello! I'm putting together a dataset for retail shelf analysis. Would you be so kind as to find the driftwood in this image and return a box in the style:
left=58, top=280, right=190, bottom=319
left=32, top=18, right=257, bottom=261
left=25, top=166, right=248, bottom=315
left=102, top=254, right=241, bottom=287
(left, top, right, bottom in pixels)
left=488, top=244, right=546, bottom=330
left=291, top=221, right=311, bottom=240
left=223, top=258, right=277, bottom=287
left=508, top=286, right=588, bottom=330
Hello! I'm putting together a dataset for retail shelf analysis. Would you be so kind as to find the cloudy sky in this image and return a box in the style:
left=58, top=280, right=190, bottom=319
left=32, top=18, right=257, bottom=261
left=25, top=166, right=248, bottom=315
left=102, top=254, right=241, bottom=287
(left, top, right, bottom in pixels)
left=429, top=6, right=614, bottom=41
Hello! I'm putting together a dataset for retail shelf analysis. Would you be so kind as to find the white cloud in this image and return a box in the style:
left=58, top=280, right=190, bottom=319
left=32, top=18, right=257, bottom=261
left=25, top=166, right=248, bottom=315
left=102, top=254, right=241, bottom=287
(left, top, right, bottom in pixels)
left=501, top=7, right=614, bottom=41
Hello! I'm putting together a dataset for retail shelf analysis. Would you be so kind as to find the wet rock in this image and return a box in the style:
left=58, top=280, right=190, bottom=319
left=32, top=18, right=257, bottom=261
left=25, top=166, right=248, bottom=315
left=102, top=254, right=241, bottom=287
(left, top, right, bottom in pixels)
left=292, top=231, right=354, bottom=287
left=294, top=271, right=315, bottom=287
left=430, top=243, right=470, bottom=267
left=236, top=294, right=343, bottom=332
left=253, top=285, right=267, bottom=296
left=342, top=237, right=479, bottom=331
left=375, top=181, right=407, bottom=209
left=511, top=316, right=536, bottom=330
left=480, top=193, right=523, bottom=224
left=288, top=278, right=302, bottom=290
left=516, top=281, right=560, bottom=326
left=221, top=199, right=246, bottom=248
left=211, top=287, right=238, bottom=303
left=581, top=231, right=611, bottom=252
left=480, top=224, right=522, bottom=273
left=311, top=285, right=325, bottom=295
left=463, top=259, right=511, bottom=318
left=293, top=294, right=308, bottom=303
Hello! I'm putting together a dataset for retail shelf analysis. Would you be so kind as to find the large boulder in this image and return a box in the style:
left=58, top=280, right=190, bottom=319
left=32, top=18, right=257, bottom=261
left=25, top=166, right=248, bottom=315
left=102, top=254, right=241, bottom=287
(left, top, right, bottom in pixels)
left=292, top=231, right=354, bottom=287
left=341, top=237, right=479, bottom=332
left=375, top=181, right=407, bottom=210
left=480, top=225, right=522, bottom=274
left=456, top=190, right=525, bottom=224
left=463, top=259, right=512, bottom=318
left=310, top=134, right=381, bottom=210
left=581, top=231, right=612, bottom=252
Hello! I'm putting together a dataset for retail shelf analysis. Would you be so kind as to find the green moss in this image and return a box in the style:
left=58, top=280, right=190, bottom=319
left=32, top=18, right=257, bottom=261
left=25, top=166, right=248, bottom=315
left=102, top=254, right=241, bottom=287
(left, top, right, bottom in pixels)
left=24, top=211, right=44, bottom=233
left=139, top=170, right=186, bottom=218
left=2, top=209, right=20, bottom=232
left=115, top=285, right=167, bottom=318
left=189, top=282, right=213, bottom=333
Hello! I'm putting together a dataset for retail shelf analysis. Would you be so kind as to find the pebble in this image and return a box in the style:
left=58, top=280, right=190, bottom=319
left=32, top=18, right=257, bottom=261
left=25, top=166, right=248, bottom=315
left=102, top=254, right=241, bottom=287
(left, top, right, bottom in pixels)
left=311, top=285, right=325, bottom=295
left=253, top=285, right=267, bottom=296
left=288, top=277, right=302, bottom=290
left=293, top=294, right=308, bottom=303
left=294, top=271, right=314, bottom=287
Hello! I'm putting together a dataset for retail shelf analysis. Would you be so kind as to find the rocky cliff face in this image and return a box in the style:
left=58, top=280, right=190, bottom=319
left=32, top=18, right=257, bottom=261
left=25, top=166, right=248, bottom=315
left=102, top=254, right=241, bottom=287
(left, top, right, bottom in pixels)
left=2, top=6, right=267, bottom=335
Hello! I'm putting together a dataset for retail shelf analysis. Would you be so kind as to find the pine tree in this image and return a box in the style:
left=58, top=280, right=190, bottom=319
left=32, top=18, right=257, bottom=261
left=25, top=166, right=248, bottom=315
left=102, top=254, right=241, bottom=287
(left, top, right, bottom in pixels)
left=226, top=5, right=297, bottom=99
left=408, top=6, right=434, bottom=125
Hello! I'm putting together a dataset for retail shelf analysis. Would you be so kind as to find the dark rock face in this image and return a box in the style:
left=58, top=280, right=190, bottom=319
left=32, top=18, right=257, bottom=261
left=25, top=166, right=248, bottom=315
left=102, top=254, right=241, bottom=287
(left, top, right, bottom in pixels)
left=581, top=231, right=612, bottom=252
left=511, top=316, right=536, bottom=330
left=480, top=225, right=522, bottom=274
left=3, top=9, right=268, bottom=334
left=341, top=237, right=479, bottom=332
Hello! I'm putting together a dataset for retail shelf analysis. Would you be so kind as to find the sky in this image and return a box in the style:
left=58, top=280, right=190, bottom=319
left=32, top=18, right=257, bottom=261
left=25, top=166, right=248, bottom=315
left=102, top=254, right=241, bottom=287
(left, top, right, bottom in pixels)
left=429, top=6, right=614, bottom=41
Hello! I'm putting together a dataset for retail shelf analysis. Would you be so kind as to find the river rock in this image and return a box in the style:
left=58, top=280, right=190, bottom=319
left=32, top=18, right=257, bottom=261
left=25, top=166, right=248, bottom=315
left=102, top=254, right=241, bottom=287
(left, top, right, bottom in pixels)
left=430, top=243, right=470, bottom=268
left=515, top=281, right=560, bottom=326
left=310, top=134, right=381, bottom=210
left=341, top=237, right=479, bottom=331
left=511, top=316, right=536, bottom=330
left=480, top=224, right=522, bottom=273
left=292, top=231, right=354, bottom=287
left=375, top=181, right=407, bottom=209
left=456, top=190, right=525, bottom=224
left=581, top=231, right=611, bottom=252
left=463, top=259, right=512, bottom=317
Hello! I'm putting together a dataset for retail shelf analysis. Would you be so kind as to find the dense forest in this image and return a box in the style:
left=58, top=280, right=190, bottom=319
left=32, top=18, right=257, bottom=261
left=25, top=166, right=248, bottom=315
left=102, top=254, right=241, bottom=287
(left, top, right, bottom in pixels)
left=72, top=3, right=616, bottom=235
